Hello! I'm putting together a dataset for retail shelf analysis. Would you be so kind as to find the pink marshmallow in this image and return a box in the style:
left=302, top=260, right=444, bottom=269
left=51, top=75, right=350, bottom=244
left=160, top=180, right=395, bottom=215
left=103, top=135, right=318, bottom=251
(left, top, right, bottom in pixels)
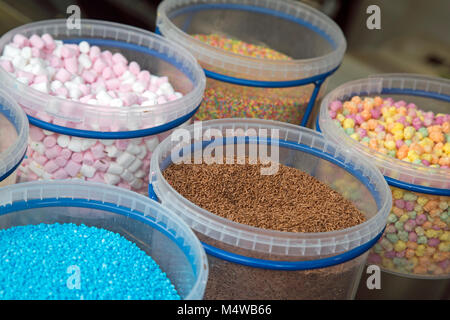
left=43, top=160, right=59, bottom=173
left=41, top=33, right=56, bottom=51
left=71, top=152, right=83, bottom=163
left=45, top=144, right=62, bottom=159
left=55, top=68, right=72, bottom=82
left=79, top=84, right=90, bottom=96
left=102, top=67, right=113, bottom=80
left=34, top=154, right=48, bottom=166
left=91, top=143, right=105, bottom=159
left=93, top=58, right=107, bottom=73
left=89, top=46, right=101, bottom=60
left=119, top=83, right=132, bottom=93
left=112, top=63, right=127, bottom=77
left=137, top=70, right=150, bottom=84
left=49, top=55, right=63, bottom=68
left=112, top=52, right=127, bottom=65
left=64, top=57, right=78, bottom=74
left=29, top=35, right=44, bottom=49
left=66, top=44, right=80, bottom=54
left=115, top=139, right=129, bottom=151
left=29, top=126, right=45, bottom=141
left=129, top=61, right=140, bottom=75
left=93, top=159, right=109, bottom=172
left=64, top=160, right=81, bottom=177
left=83, top=151, right=94, bottom=166
left=106, top=78, right=120, bottom=90
left=26, top=171, right=39, bottom=181
left=17, top=70, right=35, bottom=83
left=13, top=34, right=29, bottom=48
left=0, top=60, right=14, bottom=73
left=53, top=168, right=69, bottom=179
left=31, top=47, right=42, bottom=58
left=43, top=136, right=56, bottom=148
left=54, top=156, right=68, bottom=167
left=33, top=75, right=48, bottom=84
left=82, top=70, right=96, bottom=83
left=61, top=148, right=72, bottom=160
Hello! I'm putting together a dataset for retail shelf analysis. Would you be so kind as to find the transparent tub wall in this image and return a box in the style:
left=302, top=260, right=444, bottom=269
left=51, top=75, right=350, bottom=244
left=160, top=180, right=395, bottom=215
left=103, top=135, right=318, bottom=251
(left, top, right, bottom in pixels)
left=0, top=110, right=19, bottom=187
left=159, top=140, right=380, bottom=299
left=368, top=187, right=449, bottom=278
left=0, top=205, right=198, bottom=299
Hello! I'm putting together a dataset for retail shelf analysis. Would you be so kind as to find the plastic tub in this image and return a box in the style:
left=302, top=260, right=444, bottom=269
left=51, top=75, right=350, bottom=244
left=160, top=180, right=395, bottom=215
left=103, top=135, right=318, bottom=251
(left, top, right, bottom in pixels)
left=318, top=74, right=450, bottom=284
left=0, top=19, right=205, bottom=194
left=156, top=0, right=346, bottom=126
left=0, top=89, right=28, bottom=188
left=0, top=180, right=208, bottom=299
left=148, top=118, right=391, bottom=299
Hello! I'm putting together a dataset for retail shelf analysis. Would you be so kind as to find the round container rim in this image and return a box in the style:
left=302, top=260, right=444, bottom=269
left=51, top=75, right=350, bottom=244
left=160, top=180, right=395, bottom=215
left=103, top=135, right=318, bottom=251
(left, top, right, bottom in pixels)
left=318, top=73, right=450, bottom=191
left=150, top=118, right=392, bottom=257
left=0, top=19, right=206, bottom=132
left=157, top=0, right=346, bottom=80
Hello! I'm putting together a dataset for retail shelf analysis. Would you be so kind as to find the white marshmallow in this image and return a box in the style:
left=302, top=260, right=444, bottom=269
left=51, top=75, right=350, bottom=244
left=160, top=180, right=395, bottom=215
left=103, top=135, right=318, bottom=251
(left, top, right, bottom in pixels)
left=31, top=82, right=49, bottom=93
left=42, top=172, right=53, bottom=180
left=78, top=53, right=92, bottom=69
left=145, top=137, right=159, bottom=152
left=79, top=41, right=90, bottom=54
left=87, top=99, right=98, bottom=106
left=42, top=130, right=54, bottom=136
left=141, top=99, right=156, bottom=107
left=81, top=138, right=97, bottom=151
left=107, top=162, right=124, bottom=175
left=99, top=139, right=114, bottom=146
left=28, top=161, right=44, bottom=177
left=150, top=75, right=159, bottom=85
left=20, top=47, right=32, bottom=60
left=142, top=91, right=157, bottom=100
left=132, top=81, right=145, bottom=93
left=104, top=173, right=120, bottom=185
left=136, top=146, right=147, bottom=160
left=69, top=87, right=82, bottom=100
left=80, top=164, right=96, bottom=178
left=68, top=137, right=83, bottom=152
left=127, top=158, right=142, bottom=173
left=12, top=56, right=27, bottom=69
left=109, top=98, right=123, bottom=107
left=3, top=44, right=21, bottom=58
left=126, top=144, right=141, bottom=155
left=50, top=80, right=63, bottom=92
left=120, top=169, right=134, bottom=182
left=116, top=152, right=136, bottom=168
left=159, top=82, right=174, bottom=95
left=22, top=64, right=34, bottom=73
left=57, top=135, right=71, bottom=148
left=96, top=90, right=113, bottom=104
left=31, top=63, right=47, bottom=76
left=134, top=169, right=145, bottom=179
left=105, top=145, right=120, bottom=158
left=130, top=178, right=143, bottom=189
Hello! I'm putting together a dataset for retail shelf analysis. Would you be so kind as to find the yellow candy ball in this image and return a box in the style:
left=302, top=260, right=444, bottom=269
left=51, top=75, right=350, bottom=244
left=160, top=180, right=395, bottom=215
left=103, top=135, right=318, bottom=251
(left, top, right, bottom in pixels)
left=343, top=118, right=355, bottom=129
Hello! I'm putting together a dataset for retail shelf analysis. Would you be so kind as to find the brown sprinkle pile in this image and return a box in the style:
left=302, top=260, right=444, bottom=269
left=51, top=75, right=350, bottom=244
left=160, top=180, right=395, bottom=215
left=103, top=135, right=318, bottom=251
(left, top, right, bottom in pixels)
left=163, top=157, right=366, bottom=233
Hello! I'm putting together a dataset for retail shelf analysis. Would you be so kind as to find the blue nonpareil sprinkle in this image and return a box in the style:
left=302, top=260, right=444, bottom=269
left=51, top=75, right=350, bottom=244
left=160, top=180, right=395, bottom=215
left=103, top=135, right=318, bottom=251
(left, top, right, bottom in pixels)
left=0, top=223, right=180, bottom=300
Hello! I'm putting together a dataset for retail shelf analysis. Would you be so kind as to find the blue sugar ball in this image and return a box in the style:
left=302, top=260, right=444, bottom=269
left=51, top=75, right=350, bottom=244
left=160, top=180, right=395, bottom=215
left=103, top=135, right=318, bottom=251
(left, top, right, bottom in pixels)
left=0, top=223, right=180, bottom=300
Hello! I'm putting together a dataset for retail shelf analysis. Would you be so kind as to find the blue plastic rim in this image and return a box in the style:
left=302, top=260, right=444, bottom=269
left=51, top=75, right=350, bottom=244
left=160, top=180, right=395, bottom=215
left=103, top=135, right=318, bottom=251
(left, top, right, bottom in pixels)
left=316, top=88, right=450, bottom=196
left=149, top=136, right=385, bottom=270
left=0, top=197, right=199, bottom=278
left=158, top=2, right=342, bottom=126
left=27, top=38, right=201, bottom=139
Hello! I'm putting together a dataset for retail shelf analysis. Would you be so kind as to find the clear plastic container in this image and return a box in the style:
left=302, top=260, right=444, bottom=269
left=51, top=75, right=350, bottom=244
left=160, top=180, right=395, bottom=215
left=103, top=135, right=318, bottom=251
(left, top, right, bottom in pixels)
left=318, top=74, right=450, bottom=280
left=0, top=19, right=205, bottom=194
left=0, top=180, right=208, bottom=299
left=149, top=118, right=392, bottom=299
left=156, top=0, right=346, bottom=126
left=0, top=89, right=29, bottom=187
